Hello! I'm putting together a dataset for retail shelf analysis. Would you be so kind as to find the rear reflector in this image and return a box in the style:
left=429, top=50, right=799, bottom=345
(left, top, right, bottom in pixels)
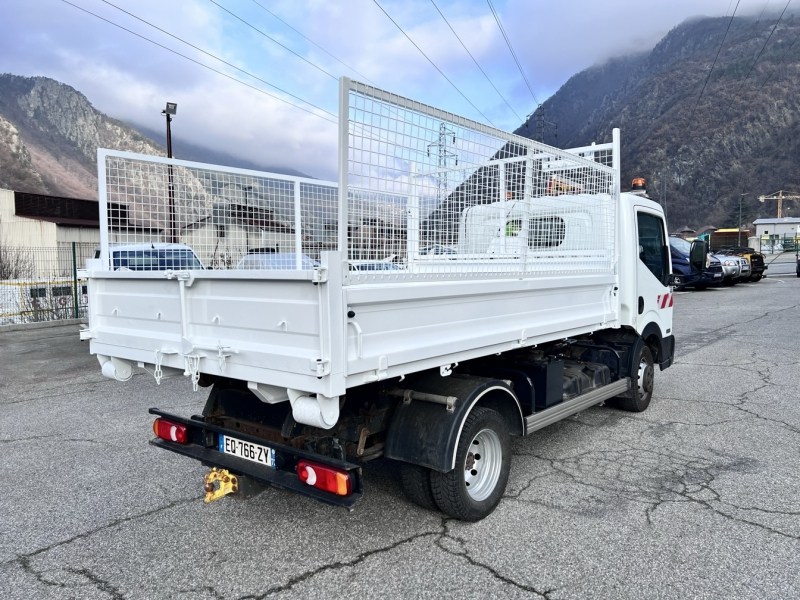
left=297, top=460, right=352, bottom=496
left=152, top=418, right=188, bottom=444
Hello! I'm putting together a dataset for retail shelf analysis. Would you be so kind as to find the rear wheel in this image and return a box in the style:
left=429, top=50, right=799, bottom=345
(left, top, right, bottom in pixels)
left=399, top=463, right=438, bottom=512
left=611, top=345, right=654, bottom=412
left=749, top=274, right=762, bottom=282
left=430, top=407, right=510, bottom=521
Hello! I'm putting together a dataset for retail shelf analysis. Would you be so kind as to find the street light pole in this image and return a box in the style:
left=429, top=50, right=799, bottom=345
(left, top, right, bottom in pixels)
left=161, top=102, right=177, bottom=243
left=739, top=193, right=748, bottom=246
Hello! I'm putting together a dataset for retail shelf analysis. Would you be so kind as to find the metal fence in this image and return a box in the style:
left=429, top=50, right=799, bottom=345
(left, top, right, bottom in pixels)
left=99, top=150, right=338, bottom=271
left=340, top=78, right=618, bottom=283
left=758, top=234, right=800, bottom=253
left=96, top=80, right=618, bottom=283
left=0, top=242, right=94, bottom=324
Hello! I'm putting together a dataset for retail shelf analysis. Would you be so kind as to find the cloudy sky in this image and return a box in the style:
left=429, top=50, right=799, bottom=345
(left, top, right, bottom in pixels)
left=0, top=0, right=774, bottom=179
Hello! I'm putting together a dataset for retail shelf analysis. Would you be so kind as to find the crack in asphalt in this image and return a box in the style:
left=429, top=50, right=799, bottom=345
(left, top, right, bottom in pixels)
left=241, top=517, right=557, bottom=600
left=513, top=446, right=799, bottom=540
left=675, top=302, right=800, bottom=354
left=5, top=495, right=203, bottom=591
left=240, top=530, right=441, bottom=599
left=68, top=567, right=126, bottom=599
left=177, top=585, right=228, bottom=599
left=435, top=519, right=556, bottom=599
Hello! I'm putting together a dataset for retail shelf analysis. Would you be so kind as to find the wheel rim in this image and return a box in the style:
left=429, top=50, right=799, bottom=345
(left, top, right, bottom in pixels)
left=464, top=428, right=502, bottom=502
left=638, top=356, right=654, bottom=397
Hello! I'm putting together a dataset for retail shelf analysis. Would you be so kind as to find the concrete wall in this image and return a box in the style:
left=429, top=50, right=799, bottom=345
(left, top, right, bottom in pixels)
left=755, top=221, right=800, bottom=237
left=56, top=226, right=101, bottom=245
left=0, top=189, right=58, bottom=247
left=1, top=188, right=101, bottom=248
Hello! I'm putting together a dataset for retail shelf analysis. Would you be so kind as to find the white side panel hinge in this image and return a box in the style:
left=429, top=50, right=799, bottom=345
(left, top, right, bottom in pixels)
left=312, top=266, right=328, bottom=283
left=310, top=358, right=331, bottom=377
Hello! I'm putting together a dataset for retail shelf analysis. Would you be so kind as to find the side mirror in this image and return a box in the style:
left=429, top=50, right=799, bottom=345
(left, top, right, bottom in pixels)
left=690, top=240, right=707, bottom=273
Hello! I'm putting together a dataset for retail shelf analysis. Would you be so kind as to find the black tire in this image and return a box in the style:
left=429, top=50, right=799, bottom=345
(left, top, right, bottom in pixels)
left=611, top=345, right=654, bottom=412
left=430, top=407, right=511, bottom=521
left=399, top=463, right=438, bottom=512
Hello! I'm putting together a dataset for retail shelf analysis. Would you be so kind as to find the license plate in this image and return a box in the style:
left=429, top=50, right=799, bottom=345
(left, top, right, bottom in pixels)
left=219, top=435, right=275, bottom=468
left=714, top=274, right=722, bottom=278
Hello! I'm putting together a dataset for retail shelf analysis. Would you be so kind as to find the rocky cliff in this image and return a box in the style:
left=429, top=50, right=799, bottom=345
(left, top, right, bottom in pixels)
left=0, top=74, right=165, bottom=198
left=0, top=74, right=310, bottom=201
left=515, top=15, right=800, bottom=229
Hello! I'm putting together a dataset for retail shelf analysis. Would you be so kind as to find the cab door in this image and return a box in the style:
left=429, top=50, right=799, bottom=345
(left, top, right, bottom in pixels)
left=635, top=209, right=671, bottom=334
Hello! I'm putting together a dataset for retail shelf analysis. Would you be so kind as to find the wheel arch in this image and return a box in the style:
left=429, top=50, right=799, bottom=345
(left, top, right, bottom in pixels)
left=384, top=374, right=523, bottom=473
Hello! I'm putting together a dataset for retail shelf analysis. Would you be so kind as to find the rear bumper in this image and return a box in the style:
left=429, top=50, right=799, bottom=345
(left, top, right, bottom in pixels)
left=148, top=409, right=364, bottom=509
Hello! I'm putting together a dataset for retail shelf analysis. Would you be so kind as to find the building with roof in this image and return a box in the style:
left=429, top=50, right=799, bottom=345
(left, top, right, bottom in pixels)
left=752, top=217, right=800, bottom=238
left=0, top=188, right=101, bottom=247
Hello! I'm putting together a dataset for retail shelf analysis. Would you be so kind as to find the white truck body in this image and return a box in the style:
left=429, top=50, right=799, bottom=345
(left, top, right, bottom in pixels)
left=82, top=78, right=673, bottom=430
left=82, top=80, right=680, bottom=518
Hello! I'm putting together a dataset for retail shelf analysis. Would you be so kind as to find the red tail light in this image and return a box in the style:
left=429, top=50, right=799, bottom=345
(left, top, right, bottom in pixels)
left=296, top=460, right=352, bottom=496
left=152, top=418, right=188, bottom=444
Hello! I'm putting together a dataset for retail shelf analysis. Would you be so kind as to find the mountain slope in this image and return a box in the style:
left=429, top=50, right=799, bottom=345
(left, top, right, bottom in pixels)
left=0, top=74, right=165, bottom=198
left=0, top=74, right=310, bottom=200
left=516, top=15, right=800, bottom=228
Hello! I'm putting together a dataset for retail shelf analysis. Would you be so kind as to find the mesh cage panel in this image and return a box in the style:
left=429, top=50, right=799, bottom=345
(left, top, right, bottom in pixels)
left=343, top=80, right=618, bottom=283
left=100, top=152, right=336, bottom=271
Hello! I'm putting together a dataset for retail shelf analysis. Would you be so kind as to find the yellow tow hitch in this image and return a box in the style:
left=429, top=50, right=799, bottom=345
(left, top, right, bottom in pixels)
left=203, top=468, right=238, bottom=503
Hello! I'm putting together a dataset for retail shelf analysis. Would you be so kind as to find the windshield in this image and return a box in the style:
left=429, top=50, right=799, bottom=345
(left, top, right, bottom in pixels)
left=112, top=249, right=203, bottom=270
left=669, top=237, right=692, bottom=255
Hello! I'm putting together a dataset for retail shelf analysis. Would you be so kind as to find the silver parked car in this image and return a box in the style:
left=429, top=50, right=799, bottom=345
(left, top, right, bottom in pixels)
left=712, top=253, right=749, bottom=285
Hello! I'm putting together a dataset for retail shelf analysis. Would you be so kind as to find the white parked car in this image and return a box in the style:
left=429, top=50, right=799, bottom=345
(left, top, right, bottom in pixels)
left=94, top=243, right=204, bottom=271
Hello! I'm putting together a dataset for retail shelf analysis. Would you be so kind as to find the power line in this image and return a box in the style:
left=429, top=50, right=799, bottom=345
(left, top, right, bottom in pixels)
left=686, top=0, right=741, bottom=130
left=371, top=0, right=496, bottom=126
left=429, top=0, right=522, bottom=122
left=249, top=0, right=378, bottom=86
left=207, top=0, right=337, bottom=81
left=725, top=0, right=791, bottom=113
left=486, top=0, right=539, bottom=105
left=61, top=1, right=337, bottom=125
left=98, top=0, right=337, bottom=119
left=753, top=18, right=800, bottom=94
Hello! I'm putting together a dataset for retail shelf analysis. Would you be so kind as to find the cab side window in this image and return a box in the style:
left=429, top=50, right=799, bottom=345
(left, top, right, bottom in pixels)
left=637, top=212, right=668, bottom=285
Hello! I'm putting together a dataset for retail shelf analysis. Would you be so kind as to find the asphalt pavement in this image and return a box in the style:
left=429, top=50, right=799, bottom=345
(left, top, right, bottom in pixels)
left=2, top=277, right=799, bottom=599
left=762, top=252, right=797, bottom=277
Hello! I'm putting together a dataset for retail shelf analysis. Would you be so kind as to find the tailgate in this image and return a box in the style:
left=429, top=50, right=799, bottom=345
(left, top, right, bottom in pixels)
left=85, top=271, right=335, bottom=394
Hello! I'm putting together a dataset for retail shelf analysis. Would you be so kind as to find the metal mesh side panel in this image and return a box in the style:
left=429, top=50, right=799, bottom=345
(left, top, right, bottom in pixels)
left=343, top=81, right=617, bottom=283
left=101, top=154, right=335, bottom=271
left=299, top=182, right=338, bottom=261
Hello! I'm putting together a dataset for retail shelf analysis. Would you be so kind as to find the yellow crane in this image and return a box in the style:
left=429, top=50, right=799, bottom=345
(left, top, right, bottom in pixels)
left=757, top=190, right=800, bottom=218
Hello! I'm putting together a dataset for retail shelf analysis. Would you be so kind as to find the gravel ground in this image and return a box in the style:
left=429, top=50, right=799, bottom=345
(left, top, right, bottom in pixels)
left=2, top=276, right=798, bottom=599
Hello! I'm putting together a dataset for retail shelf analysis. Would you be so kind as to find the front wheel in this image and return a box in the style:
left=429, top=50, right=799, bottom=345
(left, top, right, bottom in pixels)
left=430, top=407, right=511, bottom=521
left=611, top=345, right=654, bottom=412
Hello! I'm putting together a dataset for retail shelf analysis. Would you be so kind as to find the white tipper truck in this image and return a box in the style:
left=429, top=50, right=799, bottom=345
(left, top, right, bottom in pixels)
left=81, top=79, right=704, bottom=521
